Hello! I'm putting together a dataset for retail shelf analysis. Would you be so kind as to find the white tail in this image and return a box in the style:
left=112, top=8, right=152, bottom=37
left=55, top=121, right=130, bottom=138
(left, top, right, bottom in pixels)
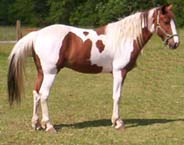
left=8, top=32, right=37, bottom=105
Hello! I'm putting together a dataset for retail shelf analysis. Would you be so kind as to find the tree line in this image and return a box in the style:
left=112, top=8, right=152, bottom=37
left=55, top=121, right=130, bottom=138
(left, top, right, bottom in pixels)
left=0, top=0, right=183, bottom=27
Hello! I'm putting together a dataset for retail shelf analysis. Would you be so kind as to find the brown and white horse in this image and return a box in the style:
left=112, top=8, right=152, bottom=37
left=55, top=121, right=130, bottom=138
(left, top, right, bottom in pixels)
left=8, top=5, right=179, bottom=132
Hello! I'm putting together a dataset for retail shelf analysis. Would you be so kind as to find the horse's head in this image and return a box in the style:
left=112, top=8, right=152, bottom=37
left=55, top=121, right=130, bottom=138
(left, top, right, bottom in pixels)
left=154, top=4, right=179, bottom=49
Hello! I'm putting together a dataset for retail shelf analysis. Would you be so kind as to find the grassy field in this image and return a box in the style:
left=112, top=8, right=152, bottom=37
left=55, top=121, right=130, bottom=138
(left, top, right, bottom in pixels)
left=0, top=26, right=16, bottom=41
left=0, top=28, right=184, bottom=145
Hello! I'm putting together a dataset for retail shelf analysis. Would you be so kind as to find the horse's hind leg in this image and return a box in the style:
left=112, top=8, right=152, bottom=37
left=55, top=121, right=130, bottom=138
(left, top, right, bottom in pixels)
left=32, top=52, right=43, bottom=130
left=32, top=90, right=41, bottom=130
left=32, top=50, right=57, bottom=132
left=39, top=73, right=57, bottom=133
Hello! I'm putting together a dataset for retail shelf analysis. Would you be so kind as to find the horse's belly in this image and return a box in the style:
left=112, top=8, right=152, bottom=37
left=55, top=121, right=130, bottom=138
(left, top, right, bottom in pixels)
left=65, top=56, right=112, bottom=73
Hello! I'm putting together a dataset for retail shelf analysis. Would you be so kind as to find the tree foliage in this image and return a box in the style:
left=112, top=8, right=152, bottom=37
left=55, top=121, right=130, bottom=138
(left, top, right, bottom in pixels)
left=0, top=0, right=183, bottom=27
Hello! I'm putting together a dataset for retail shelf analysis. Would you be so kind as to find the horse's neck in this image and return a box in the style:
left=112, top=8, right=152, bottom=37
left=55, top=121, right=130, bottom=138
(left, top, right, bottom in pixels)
left=140, top=28, right=153, bottom=47
left=132, top=8, right=157, bottom=50
left=139, top=9, right=156, bottom=48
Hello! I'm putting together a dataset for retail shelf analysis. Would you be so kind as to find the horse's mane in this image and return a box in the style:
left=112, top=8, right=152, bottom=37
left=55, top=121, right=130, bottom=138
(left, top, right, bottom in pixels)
left=106, top=7, right=157, bottom=49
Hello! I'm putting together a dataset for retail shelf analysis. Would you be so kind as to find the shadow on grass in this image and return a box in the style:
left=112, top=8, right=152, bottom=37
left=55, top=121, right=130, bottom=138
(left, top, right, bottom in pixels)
left=54, top=118, right=184, bottom=131
left=124, top=118, right=184, bottom=128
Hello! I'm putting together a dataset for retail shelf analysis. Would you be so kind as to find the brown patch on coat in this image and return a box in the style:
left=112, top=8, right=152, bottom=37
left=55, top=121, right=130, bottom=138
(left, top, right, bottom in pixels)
left=127, top=26, right=152, bottom=72
left=56, top=32, right=103, bottom=73
left=142, top=28, right=152, bottom=44
left=95, top=25, right=106, bottom=35
left=124, top=36, right=149, bottom=73
left=141, top=11, right=152, bottom=46
left=83, top=31, right=89, bottom=36
left=96, top=40, right=105, bottom=53
left=32, top=48, right=43, bottom=93
left=125, top=39, right=141, bottom=71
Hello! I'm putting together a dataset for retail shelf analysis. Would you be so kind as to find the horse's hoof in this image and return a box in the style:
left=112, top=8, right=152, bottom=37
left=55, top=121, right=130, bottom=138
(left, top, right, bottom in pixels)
left=41, top=121, right=47, bottom=130
left=32, top=125, right=42, bottom=131
left=46, top=127, right=57, bottom=133
left=32, top=120, right=42, bottom=131
left=115, top=123, right=125, bottom=130
left=113, top=119, right=125, bottom=130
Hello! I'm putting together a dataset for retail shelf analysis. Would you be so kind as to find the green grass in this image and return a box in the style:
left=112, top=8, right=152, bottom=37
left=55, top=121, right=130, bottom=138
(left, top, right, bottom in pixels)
left=0, top=29, right=184, bottom=145
left=0, top=26, right=16, bottom=41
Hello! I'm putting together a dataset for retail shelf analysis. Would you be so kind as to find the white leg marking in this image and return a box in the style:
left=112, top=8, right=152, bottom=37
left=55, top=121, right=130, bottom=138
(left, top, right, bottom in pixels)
left=32, top=90, right=41, bottom=130
left=112, top=69, right=125, bottom=129
left=39, top=73, right=56, bottom=132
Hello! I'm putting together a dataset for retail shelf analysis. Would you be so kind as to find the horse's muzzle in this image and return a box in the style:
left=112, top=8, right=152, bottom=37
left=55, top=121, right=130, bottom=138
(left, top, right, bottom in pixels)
left=168, top=42, right=180, bottom=49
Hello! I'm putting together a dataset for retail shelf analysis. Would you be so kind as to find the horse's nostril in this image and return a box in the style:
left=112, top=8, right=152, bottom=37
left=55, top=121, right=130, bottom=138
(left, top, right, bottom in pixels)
left=173, top=43, right=179, bottom=49
left=169, top=43, right=177, bottom=49
left=175, top=43, right=179, bottom=48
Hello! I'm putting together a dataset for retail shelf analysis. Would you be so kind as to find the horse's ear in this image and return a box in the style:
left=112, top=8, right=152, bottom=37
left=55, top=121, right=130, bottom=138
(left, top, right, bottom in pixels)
left=166, top=4, right=173, bottom=11
left=161, top=4, right=173, bottom=14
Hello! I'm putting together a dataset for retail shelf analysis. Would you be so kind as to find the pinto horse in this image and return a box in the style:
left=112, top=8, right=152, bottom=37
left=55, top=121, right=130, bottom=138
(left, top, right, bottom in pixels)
left=8, top=5, right=179, bottom=132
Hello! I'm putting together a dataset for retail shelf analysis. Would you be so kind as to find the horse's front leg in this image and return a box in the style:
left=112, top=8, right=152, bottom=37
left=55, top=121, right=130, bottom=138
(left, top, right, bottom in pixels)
left=111, top=69, right=127, bottom=129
